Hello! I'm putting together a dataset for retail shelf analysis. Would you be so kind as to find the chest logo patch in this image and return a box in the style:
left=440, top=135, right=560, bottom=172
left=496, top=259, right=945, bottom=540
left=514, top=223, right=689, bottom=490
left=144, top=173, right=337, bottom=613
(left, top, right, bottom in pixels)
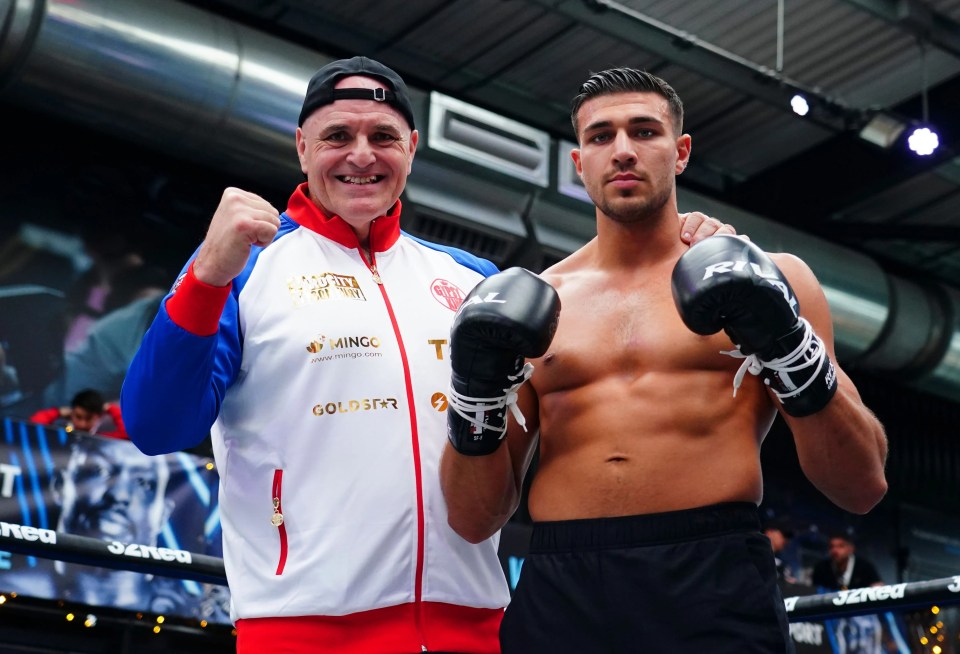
left=288, top=273, right=365, bottom=306
left=431, top=278, right=466, bottom=311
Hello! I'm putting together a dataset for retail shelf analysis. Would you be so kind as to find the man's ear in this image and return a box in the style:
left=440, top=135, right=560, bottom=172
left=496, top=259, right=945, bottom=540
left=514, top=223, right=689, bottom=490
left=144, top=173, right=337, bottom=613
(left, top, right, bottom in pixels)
left=295, top=126, right=308, bottom=175
left=675, top=134, right=692, bottom=175
left=407, top=129, right=419, bottom=173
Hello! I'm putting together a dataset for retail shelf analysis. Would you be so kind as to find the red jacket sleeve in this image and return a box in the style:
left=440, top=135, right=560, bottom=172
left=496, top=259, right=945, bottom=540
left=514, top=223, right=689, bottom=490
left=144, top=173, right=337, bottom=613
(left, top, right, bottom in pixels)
left=100, top=403, right=129, bottom=440
left=29, top=407, right=63, bottom=425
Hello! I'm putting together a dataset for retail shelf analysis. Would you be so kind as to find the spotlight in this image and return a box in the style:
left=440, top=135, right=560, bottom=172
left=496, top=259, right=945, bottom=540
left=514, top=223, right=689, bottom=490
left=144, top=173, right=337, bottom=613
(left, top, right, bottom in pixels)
left=907, top=126, right=939, bottom=156
left=790, top=94, right=809, bottom=117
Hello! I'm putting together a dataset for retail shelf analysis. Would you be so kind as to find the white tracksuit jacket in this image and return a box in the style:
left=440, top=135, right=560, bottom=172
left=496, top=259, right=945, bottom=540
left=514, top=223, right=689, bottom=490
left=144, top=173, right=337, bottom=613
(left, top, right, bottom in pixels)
left=122, top=183, right=510, bottom=653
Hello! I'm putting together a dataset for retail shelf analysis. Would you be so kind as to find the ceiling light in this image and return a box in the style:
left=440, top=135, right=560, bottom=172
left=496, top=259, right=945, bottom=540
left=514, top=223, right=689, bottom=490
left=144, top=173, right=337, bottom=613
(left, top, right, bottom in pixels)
left=908, top=126, right=939, bottom=156
left=858, top=113, right=906, bottom=149
left=790, top=94, right=809, bottom=116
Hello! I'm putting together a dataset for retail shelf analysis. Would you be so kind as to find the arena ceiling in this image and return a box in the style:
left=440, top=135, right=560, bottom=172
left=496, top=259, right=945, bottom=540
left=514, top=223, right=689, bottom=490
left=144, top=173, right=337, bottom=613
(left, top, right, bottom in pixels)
left=184, top=0, right=960, bottom=287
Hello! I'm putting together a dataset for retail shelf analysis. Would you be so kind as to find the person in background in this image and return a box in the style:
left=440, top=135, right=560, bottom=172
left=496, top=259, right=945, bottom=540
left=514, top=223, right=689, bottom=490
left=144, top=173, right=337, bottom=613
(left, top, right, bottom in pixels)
left=765, top=518, right=799, bottom=585
left=812, top=531, right=887, bottom=654
left=812, top=531, right=882, bottom=592
left=439, top=66, right=888, bottom=653
left=29, top=387, right=127, bottom=439
left=37, top=263, right=169, bottom=413
left=120, top=55, right=737, bottom=654
left=0, top=258, right=169, bottom=418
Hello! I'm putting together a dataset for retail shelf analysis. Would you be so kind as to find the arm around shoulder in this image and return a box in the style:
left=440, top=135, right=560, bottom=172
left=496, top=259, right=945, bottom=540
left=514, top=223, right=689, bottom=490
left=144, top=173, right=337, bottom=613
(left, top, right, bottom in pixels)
left=774, top=254, right=888, bottom=514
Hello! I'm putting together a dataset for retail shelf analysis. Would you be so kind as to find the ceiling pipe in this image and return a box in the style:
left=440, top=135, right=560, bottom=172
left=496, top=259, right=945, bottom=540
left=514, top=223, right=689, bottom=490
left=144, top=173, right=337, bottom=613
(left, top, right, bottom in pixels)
left=0, top=0, right=315, bottom=189
left=1, top=0, right=957, bottom=404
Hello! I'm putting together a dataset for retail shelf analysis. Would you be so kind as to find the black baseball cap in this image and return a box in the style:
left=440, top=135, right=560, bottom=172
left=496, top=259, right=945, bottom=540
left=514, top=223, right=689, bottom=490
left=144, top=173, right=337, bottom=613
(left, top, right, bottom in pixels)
left=298, top=56, right=416, bottom=130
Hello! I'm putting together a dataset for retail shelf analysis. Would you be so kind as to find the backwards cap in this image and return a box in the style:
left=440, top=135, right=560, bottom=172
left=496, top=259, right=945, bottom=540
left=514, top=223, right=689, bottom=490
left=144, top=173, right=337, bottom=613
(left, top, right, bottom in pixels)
left=298, top=56, right=415, bottom=129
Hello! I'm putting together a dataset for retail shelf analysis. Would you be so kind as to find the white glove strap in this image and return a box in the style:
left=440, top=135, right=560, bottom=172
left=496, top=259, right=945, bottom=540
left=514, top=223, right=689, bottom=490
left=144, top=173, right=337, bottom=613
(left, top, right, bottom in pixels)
left=721, top=318, right=828, bottom=402
left=447, top=362, right=535, bottom=438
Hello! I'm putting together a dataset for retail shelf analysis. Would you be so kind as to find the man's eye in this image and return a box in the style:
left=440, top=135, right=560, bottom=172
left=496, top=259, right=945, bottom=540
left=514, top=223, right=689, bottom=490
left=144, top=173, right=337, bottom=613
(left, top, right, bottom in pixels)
left=325, top=132, right=349, bottom=142
left=137, top=478, right=158, bottom=494
left=588, top=133, right=610, bottom=144
left=372, top=132, right=398, bottom=143
left=636, top=128, right=655, bottom=138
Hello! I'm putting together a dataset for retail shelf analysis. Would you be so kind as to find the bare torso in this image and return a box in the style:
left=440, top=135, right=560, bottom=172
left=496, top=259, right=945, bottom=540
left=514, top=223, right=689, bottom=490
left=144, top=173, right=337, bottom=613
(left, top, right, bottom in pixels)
left=527, top=240, right=779, bottom=521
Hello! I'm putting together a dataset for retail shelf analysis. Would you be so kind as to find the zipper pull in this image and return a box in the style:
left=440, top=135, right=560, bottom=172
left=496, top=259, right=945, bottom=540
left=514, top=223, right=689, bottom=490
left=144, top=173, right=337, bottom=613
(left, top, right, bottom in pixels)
left=370, top=266, right=383, bottom=285
left=271, top=497, right=284, bottom=527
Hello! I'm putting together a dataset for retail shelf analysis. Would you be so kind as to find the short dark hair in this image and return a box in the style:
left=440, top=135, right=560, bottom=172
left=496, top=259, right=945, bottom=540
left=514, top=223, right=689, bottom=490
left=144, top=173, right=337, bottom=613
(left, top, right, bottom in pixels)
left=71, top=389, right=104, bottom=415
left=570, top=67, right=684, bottom=138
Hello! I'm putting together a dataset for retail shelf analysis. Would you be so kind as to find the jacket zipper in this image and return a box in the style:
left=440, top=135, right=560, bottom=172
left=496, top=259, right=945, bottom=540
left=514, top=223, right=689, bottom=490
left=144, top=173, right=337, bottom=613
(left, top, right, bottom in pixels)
left=272, top=468, right=288, bottom=575
left=361, top=232, right=428, bottom=650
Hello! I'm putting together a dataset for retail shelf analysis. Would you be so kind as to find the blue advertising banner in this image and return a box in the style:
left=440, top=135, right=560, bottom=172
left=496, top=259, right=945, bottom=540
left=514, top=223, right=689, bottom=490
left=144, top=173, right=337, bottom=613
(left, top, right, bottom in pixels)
left=0, top=418, right=231, bottom=623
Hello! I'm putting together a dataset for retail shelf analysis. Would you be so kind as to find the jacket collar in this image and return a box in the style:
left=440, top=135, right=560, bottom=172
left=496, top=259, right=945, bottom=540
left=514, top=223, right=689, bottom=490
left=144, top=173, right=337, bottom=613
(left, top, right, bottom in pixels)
left=284, top=182, right=402, bottom=251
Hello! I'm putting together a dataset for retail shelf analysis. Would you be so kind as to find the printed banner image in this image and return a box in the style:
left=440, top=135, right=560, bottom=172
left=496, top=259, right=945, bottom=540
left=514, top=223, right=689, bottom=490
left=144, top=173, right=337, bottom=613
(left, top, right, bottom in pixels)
left=0, top=419, right=231, bottom=624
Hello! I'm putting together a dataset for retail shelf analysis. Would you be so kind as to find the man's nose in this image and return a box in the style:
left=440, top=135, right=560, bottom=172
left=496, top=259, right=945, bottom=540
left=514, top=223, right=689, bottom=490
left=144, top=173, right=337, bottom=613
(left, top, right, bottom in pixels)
left=345, top=136, right=376, bottom=168
left=106, top=469, right=133, bottom=501
left=612, top=131, right=637, bottom=167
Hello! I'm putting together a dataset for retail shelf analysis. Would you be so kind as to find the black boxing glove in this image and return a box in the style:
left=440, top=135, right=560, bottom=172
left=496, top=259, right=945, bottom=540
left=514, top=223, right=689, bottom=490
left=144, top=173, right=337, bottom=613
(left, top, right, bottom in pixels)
left=448, top=267, right=560, bottom=455
left=671, top=235, right=837, bottom=417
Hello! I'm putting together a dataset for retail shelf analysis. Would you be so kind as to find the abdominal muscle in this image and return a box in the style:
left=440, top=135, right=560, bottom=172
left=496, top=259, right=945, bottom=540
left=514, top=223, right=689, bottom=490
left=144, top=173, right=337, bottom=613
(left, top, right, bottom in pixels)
left=526, top=336, right=779, bottom=522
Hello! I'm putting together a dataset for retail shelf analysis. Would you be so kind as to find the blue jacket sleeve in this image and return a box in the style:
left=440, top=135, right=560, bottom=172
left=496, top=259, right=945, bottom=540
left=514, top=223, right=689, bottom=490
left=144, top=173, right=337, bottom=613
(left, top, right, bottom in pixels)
left=120, top=263, right=243, bottom=455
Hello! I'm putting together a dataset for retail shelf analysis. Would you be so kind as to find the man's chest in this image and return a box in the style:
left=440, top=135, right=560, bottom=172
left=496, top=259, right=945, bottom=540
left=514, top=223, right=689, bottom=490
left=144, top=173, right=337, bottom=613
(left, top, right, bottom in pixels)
left=534, top=279, right=737, bottom=389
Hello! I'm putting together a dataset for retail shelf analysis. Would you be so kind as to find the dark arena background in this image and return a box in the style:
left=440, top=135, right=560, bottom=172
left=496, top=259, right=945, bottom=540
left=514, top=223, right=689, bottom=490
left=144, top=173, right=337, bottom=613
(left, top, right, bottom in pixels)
left=2, top=0, right=960, bottom=652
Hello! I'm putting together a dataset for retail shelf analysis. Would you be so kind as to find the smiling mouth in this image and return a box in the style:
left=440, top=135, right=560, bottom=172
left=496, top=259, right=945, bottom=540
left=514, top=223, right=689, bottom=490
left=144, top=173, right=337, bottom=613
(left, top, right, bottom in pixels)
left=338, top=175, right=384, bottom=184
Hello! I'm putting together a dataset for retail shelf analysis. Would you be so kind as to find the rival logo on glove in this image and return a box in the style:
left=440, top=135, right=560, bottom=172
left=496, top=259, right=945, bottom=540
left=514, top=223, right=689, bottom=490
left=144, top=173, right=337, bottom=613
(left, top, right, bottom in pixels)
left=456, top=291, right=507, bottom=314
left=702, top=259, right=798, bottom=315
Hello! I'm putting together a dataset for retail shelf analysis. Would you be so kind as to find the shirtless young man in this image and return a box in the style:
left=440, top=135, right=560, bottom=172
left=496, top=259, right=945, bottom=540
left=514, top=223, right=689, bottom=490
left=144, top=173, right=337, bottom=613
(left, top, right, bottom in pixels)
left=439, top=67, right=888, bottom=653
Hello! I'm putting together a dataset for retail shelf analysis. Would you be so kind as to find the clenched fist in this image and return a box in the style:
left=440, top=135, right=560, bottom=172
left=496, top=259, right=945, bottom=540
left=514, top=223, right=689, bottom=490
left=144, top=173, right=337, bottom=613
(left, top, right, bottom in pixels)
left=193, top=187, right=281, bottom=287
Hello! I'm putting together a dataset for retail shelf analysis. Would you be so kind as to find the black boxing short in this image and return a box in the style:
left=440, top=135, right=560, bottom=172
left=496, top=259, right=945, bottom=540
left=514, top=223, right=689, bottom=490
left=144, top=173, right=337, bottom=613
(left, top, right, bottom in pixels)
left=500, top=502, right=793, bottom=654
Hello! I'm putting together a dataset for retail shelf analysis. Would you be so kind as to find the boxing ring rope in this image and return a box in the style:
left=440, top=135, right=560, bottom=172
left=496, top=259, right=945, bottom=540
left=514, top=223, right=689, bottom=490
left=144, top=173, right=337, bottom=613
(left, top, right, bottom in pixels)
left=0, top=520, right=227, bottom=586
left=2, top=520, right=959, bottom=623
left=784, top=576, right=960, bottom=621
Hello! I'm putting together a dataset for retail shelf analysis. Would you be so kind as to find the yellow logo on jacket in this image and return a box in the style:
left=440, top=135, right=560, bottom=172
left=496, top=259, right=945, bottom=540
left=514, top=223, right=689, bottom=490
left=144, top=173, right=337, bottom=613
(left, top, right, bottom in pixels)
left=312, top=398, right=400, bottom=415
left=288, top=273, right=365, bottom=306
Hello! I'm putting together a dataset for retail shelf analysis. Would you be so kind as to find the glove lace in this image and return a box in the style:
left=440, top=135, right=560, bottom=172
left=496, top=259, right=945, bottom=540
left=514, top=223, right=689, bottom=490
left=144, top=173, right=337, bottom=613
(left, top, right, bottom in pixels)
left=448, top=362, right=535, bottom=439
left=721, top=318, right=828, bottom=401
